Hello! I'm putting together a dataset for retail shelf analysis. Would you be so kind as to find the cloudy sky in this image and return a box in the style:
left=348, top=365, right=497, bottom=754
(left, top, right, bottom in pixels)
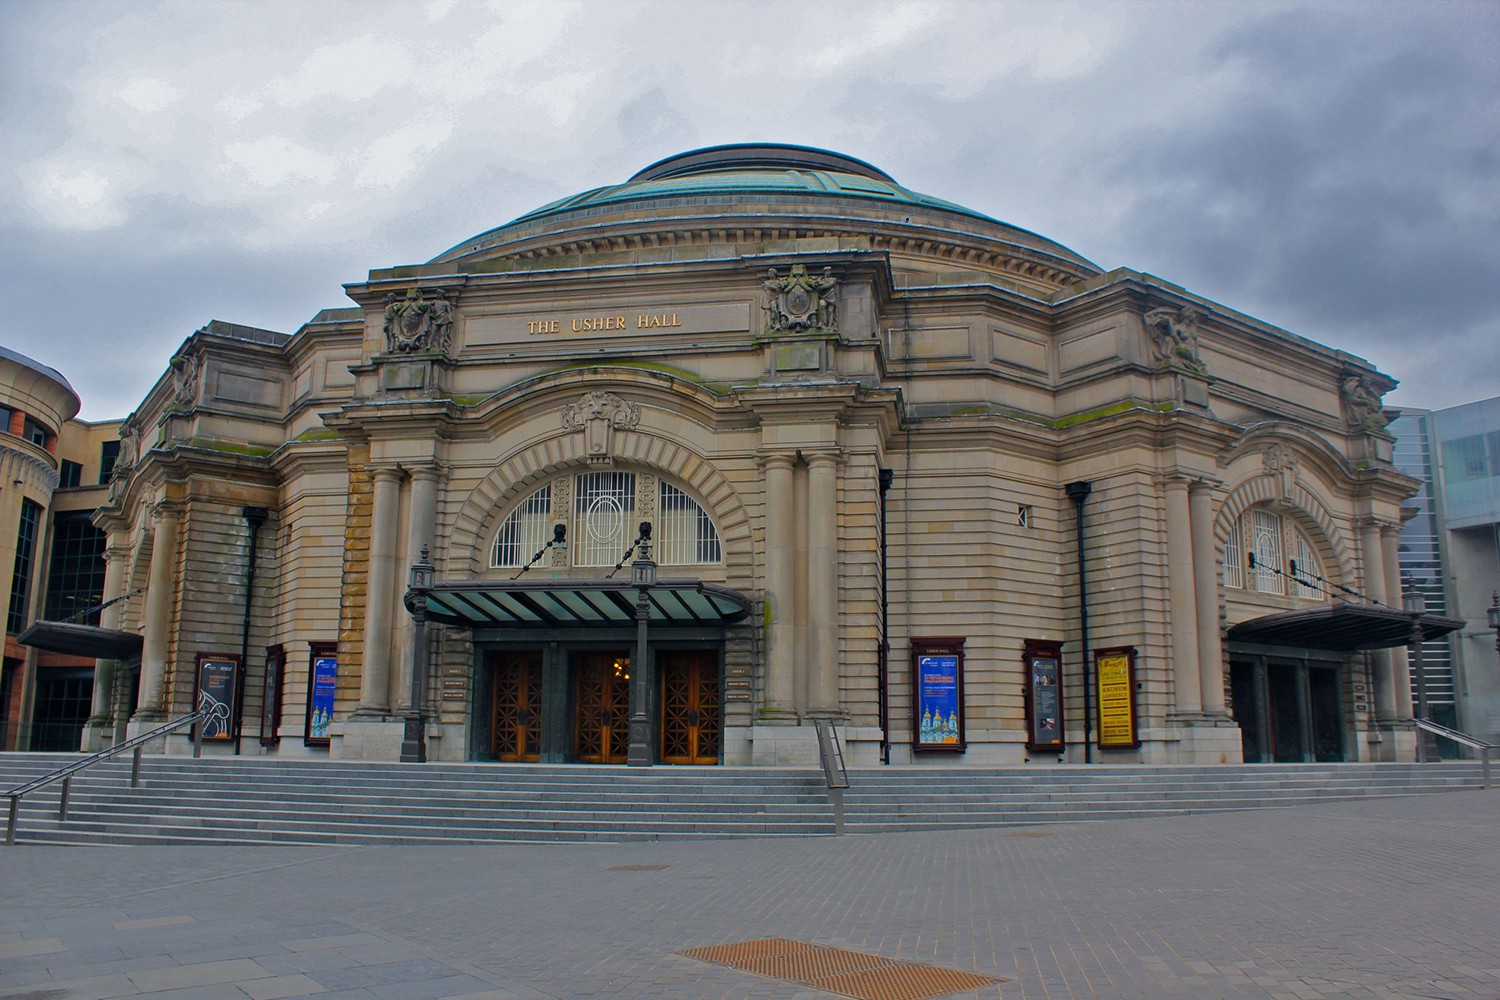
left=2, top=0, right=1495, bottom=421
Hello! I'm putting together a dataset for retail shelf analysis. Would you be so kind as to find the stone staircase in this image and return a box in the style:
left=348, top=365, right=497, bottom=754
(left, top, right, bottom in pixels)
left=0, top=754, right=1488, bottom=846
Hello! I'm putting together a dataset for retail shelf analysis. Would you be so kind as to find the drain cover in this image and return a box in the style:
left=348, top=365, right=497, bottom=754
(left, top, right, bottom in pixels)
left=681, top=937, right=1001, bottom=999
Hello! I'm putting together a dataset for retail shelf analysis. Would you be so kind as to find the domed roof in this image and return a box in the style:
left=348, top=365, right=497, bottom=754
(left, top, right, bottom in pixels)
left=429, top=144, right=1099, bottom=286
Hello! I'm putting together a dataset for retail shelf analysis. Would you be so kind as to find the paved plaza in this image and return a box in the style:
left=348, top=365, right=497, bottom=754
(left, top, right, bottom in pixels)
left=2, top=791, right=1498, bottom=1000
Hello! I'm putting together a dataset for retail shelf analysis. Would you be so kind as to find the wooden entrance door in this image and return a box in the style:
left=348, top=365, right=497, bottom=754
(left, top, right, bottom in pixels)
left=491, top=651, right=542, bottom=762
left=659, top=650, right=720, bottom=765
left=574, top=651, right=631, bottom=763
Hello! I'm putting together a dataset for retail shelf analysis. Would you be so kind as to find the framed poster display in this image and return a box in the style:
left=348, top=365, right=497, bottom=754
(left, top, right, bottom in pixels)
left=260, top=644, right=285, bottom=747
left=193, top=653, right=241, bottom=742
left=1023, top=639, right=1065, bottom=752
left=911, top=637, right=965, bottom=752
left=1095, top=646, right=1140, bottom=749
left=304, top=642, right=338, bottom=747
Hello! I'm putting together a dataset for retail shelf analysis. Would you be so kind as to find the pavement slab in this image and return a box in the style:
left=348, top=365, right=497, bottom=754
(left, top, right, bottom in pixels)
left=0, top=792, right=1497, bottom=998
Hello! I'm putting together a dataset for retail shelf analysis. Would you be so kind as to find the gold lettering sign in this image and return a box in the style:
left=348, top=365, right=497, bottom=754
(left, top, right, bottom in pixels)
left=1095, top=648, right=1138, bottom=749
left=528, top=312, right=682, bottom=336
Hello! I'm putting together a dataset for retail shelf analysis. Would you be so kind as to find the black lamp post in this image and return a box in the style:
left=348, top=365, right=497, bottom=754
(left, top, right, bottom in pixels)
left=401, top=545, right=434, bottom=763
left=1402, top=581, right=1437, bottom=763
left=1488, top=591, right=1500, bottom=657
left=626, top=522, right=656, bottom=767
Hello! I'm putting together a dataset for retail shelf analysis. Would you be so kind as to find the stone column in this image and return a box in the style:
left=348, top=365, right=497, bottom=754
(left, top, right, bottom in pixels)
left=1165, top=478, right=1202, bottom=715
left=357, top=467, right=401, bottom=716
left=396, top=465, right=441, bottom=713
left=1360, top=520, right=1396, bottom=720
left=80, top=545, right=128, bottom=749
left=135, top=504, right=180, bottom=721
left=761, top=454, right=797, bottom=720
left=1188, top=482, right=1225, bottom=716
left=806, top=451, right=840, bottom=716
left=1382, top=524, right=1415, bottom=719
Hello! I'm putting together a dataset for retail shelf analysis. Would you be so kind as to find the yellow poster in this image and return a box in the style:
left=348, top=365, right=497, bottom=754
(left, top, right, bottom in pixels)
left=1096, top=652, right=1136, bottom=748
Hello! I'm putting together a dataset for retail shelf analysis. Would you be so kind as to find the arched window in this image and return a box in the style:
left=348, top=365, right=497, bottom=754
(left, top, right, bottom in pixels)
left=1223, top=507, right=1326, bottom=599
left=490, top=472, right=722, bottom=569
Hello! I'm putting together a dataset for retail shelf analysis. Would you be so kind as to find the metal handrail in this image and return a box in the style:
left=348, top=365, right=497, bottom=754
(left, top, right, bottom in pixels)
left=1413, top=718, right=1495, bottom=790
left=5, top=709, right=207, bottom=845
left=813, top=719, right=849, bottom=836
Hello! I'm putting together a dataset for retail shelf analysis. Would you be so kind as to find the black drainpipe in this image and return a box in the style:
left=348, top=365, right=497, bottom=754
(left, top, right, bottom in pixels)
left=1064, top=481, right=1092, bottom=764
left=235, top=506, right=269, bottom=756
left=878, top=468, right=894, bottom=765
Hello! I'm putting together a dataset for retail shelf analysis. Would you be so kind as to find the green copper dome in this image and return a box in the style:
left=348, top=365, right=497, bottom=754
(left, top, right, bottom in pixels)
left=429, top=143, right=1098, bottom=282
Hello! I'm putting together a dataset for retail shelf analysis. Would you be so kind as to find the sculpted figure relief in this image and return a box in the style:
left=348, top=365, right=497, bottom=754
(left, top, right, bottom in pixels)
left=1341, top=374, right=1387, bottom=432
left=1143, top=306, right=1206, bottom=373
left=383, top=288, right=455, bottom=355
left=170, top=351, right=201, bottom=409
left=763, top=264, right=838, bottom=333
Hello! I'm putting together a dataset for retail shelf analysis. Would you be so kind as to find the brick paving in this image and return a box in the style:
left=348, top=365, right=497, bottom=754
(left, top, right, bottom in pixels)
left=1, top=791, right=1497, bottom=999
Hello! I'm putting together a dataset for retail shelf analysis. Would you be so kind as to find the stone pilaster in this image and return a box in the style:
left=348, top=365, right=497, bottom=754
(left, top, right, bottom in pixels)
left=134, top=503, right=180, bottom=722
left=1189, top=482, right=1225, bottom=716
left=1164, top=478, right=1202, bottom=715
left=357, top=466, right=401, bottom=716
left=761, top=453, right=797, bottom=720
left=806, top=451, right=840, bottom=717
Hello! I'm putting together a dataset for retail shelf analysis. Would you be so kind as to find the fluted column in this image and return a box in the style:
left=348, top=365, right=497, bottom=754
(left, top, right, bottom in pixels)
left=135, top=504, right=180, bottom=721
left=761, top=454, right=797, bottom=719
left=1165, top=479, right=1202, bottom=714
left=806, top=452, right=840, bottom=716
left=1382, top=524, right=1414, bottom=719
left=1360, top=520, right=1397, bottom=721
left=396, top=465, right=441, bottom=713
left=357, top=467, right=402, bottom=715
left=1188, top=482, right=1225, bottom=716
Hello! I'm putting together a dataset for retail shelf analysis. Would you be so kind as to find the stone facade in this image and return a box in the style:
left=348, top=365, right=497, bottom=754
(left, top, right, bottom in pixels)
left=86, top=145, right=1419, bottom=766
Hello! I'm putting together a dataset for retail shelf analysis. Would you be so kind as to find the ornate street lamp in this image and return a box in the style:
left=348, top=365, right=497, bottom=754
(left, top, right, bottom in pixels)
left=1402, top=582, right=1437, bottom=763
left=626, top=522, right=656, bottom=767
left=1488, top=591, right=1500, bottom=656
left=401, top=545, right=435, bottom=763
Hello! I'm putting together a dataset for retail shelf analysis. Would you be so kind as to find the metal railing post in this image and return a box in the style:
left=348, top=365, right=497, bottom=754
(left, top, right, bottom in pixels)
left=6, top=798, right=16, bottom=846
left=132, top=746, right=143, bottom=787
left=59, top=777, right=71, bottom=821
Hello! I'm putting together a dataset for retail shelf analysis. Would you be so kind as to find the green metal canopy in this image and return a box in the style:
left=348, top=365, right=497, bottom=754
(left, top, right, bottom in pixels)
left=1227, top=602, right=1465, bottom=652
left=417, top=579, right=752, bottom=630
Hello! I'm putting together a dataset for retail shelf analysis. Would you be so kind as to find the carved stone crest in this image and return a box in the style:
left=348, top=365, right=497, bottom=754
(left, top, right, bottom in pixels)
left=1340, top=373, right=1387, bottom=432
left=763, top=264, right=838, bottom=333
left=382, top=288, right=455, bottom=355
left=562, top=391, right=641, bottom=464
left=1262, top=443, right=1300, bottom=505
left=1143, top=306, right=1206, bottom=373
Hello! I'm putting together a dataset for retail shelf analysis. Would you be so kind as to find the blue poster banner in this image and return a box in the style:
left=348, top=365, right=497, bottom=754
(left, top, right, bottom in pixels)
left=307, top=656, right=337, bottom=744
left=917, top=654, right=961, bottom=747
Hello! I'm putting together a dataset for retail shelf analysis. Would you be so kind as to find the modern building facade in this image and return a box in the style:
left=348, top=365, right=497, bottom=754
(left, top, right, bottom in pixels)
left=25, top=144, right=1445, bottom=766
left=1393, top=400, right=1500, bottom=745
left=1, top=346, right=120, bottom=752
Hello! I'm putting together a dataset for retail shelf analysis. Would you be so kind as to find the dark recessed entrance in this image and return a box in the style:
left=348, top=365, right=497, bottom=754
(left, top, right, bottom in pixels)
left=490, top=650, right=542, bottom=762
left=572, top=649, right=632, bottom=764
left=1231, top=655, right=1345, bottom=763
left=659, top=649, right=720, bottom=765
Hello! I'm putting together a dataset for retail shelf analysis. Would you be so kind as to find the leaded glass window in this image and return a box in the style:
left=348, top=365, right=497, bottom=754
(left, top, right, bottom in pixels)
left=1223, top=506, right=1328, bottom=601
left=658, top=482, right=721, bottom=564
left=491, top=485, right=552, bottom=568
left=575, top=471, right=636, bottom=566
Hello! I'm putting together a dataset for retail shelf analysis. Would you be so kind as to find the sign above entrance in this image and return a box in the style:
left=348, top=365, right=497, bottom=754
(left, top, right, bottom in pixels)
left=464, top=303, right=750, bottom=346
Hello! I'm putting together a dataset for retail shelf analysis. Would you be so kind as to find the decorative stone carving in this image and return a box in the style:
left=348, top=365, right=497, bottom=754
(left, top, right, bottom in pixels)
left=1262, top=443, right=1300, bottom=505
left=1143, top=306, right=1206, bottom=373
left=1340, top=373, right=1387, bottom=432
left=550, top=476, right=572, bottom=566
left=169, top=352, right=201, bottom=409
left=382, top=288, right=455, bottom=355
left=763, top=264, right=838, bottom=333
left=637, top=473, right=658, bottom=527
left=562, top=391, right=640, bottom=465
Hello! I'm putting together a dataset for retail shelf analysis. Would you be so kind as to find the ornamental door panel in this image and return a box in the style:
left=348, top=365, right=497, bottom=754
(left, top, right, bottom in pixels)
left=659, top=650, right=720, bottom=765
left=490, top=651, right=542, bottom=762
left=574, top=651, right=631, bottom=764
